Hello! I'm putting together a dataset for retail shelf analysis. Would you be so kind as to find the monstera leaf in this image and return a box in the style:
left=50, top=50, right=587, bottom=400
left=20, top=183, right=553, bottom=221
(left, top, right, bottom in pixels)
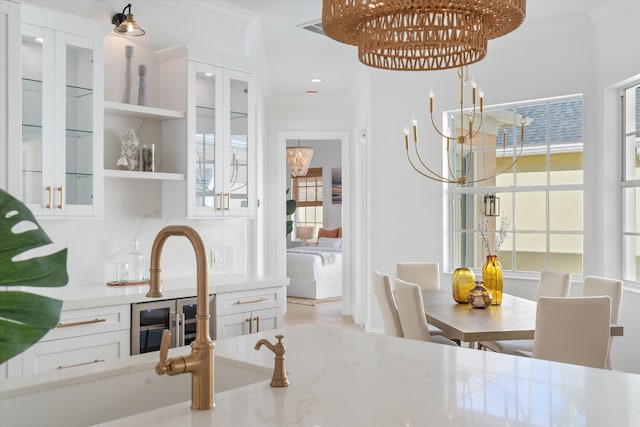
left=0, top=189, right=68, bottom=364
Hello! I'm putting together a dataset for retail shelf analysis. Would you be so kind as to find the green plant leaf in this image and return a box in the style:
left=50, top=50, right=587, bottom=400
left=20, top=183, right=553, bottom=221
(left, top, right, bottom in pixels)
left=286, top=220, right=293, bottom=235
left=0, top=292, right=63, bottom=362
left=0, top=189, right=68, bottom=364
left=286, top=199, right=296, bottom=216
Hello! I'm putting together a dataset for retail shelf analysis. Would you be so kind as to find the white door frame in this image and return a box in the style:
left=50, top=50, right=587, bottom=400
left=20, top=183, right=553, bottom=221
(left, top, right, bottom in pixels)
left=276, top=130, right=354, bottom=317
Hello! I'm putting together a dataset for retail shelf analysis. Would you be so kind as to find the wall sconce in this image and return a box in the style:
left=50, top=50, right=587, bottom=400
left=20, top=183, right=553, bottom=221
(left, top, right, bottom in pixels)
left=112, top=3, right=146, bottom=36
left=296, top=226, right=315, bottom=246
left=484, top=194, right=500, bottom=217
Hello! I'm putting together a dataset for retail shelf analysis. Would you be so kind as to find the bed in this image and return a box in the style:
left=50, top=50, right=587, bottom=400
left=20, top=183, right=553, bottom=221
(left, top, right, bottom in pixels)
left=286, top=237, right=342, bottom=299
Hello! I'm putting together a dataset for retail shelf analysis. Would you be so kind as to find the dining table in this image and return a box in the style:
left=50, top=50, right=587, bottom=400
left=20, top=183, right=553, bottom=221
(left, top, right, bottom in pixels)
left=421, top=289, right=624, bottom=348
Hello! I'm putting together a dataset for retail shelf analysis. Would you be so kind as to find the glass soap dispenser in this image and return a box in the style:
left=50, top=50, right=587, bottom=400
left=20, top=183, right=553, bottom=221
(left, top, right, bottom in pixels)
left=128, top=239, right=143, bottom=281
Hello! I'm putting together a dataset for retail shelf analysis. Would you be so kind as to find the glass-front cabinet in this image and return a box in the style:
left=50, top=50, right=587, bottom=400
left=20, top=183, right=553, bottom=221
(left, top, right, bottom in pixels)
left=188, top=61, right=254, bottom=217
left=14, top=17, right=103, bottom=217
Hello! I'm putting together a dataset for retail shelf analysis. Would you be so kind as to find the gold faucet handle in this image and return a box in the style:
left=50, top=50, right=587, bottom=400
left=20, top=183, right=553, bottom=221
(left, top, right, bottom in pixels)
left=159, top=329, right=171, bottom=363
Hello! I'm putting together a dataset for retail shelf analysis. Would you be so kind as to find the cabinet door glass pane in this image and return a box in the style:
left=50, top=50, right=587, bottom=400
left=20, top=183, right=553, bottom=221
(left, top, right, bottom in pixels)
left=21, top=34, right=44, bottom=205
left=229, top=77, right=248, bottom=209
left=195, top=71, right=216, bottom=208
left=65, top=43, right=93, bottom=205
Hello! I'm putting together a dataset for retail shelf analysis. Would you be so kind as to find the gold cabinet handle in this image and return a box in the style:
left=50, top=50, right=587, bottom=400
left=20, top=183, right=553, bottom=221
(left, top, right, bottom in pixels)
left=225, top=192, right=230, bottom=211
left=57, top=186, right=63, bottom=209
left=57, top=359, right=105, bottom=370
left=236, top=296, right=268, bottom=305
left=56, top=318, right=106, bottom=328
left=246, top=317, right=252, bottom=334
left=46, top=186, right=53, bottom=209
left=216, top=192, right=223, bottom=211
left=254, top=316, right=260, bottom=332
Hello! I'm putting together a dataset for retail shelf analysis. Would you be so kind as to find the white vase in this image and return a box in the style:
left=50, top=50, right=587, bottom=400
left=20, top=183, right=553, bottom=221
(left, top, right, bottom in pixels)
left=123, top=46, right=134, bottom=104
left=120, top=129, right=140, bottom=171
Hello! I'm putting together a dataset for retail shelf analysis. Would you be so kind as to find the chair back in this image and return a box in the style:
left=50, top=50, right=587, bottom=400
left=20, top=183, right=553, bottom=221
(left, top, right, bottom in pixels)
left=535, top=270, right=571, bottom=300
left=532, top=296, right=611, bottom=368
left=396, top=262, right=440, bottom=290
left=394, top=279, right=432, bottom=342
left=372, top=271, right=403, bottom=337
left=582, top=276, right=623, bottom=324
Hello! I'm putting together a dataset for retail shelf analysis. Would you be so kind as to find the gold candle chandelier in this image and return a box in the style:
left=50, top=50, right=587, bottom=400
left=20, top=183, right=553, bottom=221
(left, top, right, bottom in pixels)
left=404, top=66, right=528, bottom=185
left=322, top=0, right=526, bottom=71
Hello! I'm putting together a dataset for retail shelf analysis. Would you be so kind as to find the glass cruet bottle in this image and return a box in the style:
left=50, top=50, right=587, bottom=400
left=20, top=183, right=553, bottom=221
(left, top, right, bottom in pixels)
left=128, top=239, right=143, bottom=281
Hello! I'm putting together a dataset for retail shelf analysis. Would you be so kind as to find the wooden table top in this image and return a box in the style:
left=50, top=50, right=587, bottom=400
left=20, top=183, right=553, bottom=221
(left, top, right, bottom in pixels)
left=421, top=289, right=624, bottom=344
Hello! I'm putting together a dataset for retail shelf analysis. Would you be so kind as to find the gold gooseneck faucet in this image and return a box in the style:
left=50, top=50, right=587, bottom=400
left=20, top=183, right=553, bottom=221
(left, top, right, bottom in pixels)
left=150, top=225, right=214, bottom=410
left=255, top=335, right=289, bottom=387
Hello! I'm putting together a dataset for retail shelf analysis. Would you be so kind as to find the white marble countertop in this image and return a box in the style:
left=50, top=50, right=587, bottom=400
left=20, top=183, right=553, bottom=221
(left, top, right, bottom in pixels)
left=96, top=324, right=640, bottom=426
left=12, top=273, right=288, bottom=310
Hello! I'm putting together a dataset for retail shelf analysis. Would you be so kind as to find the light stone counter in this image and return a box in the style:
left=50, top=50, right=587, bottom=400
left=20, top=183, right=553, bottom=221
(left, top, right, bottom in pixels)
left=96, top=324, right=640, bottom=427
left=13, top=273, right=288, bottom=310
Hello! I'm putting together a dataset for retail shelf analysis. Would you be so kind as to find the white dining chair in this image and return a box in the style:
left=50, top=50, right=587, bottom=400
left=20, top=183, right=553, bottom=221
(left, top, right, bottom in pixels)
left=396, top=262, right=447, bottom=337
left=529, top=296, right=611, bottom=369
left=582, top=275, right=623, bottom=369
left=396, top=262, right=440, bottom=290
left=394, top=279, right=458, bottom=346
left=479, top=270, right=571, bottom=354
left=372, top=271, right=403, bottom=337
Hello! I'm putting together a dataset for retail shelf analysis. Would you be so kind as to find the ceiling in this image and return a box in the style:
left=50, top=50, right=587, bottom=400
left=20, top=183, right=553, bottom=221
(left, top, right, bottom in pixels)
left=22, top=0, right=611, bottom=101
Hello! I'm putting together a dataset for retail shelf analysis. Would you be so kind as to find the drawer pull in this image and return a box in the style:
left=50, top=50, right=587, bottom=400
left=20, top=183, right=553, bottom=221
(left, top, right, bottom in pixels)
left=57, top=359, right=105, bottom=370
left=56, top=318, right=107, bottom=328
left=236, top=296, right=268, bottom=305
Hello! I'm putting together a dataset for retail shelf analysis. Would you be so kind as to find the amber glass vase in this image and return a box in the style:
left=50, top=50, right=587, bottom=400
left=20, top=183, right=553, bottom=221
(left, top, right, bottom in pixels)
left=452, top=267, right=476, bottom=303
left=482, top=255, right=503, bottom=305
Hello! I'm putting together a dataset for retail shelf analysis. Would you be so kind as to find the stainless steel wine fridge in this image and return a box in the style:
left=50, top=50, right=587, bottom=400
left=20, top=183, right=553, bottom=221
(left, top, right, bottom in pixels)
left=130, top=296, right=215, bottom=355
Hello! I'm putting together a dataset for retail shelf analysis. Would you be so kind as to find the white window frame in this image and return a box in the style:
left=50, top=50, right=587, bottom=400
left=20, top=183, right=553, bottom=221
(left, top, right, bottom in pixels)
left=447, top=94, right=584, bottom=277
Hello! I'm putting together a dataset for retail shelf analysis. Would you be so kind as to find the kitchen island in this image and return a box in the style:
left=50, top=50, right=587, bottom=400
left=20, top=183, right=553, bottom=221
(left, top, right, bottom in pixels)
left=79, top=324, right=640, bottom=426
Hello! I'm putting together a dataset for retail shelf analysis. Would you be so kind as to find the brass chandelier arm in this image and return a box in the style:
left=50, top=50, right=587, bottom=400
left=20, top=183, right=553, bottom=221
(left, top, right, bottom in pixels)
left=405, top=140, right=452, bottom=183
left=461, top=133, right=526, bottom=185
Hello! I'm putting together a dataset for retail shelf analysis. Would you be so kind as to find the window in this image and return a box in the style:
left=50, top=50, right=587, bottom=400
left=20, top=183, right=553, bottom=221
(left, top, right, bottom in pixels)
left=621, top=84, right=640, bottom=282
left=292, top=167, right=323, bottom=239
left=449, top=95, right=584, bottom=275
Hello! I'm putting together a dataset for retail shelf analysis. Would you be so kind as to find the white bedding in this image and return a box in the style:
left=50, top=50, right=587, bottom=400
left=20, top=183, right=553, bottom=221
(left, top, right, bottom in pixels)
left=286, top=246, right=342, bottom=299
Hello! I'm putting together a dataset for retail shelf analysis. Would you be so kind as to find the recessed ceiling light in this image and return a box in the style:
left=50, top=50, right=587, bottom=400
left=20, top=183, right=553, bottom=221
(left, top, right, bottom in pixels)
left=35, top=37, right=44, bottom=43
left=205, top=72, right=213, bottom=77
left=306, top=90, right=318, bottom=95
left=310, top=78, right=322, bottom=83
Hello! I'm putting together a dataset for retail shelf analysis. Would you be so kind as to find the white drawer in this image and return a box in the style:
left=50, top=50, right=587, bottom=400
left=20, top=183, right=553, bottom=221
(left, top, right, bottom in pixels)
left=23, top=330, right=130, bottom=374
left=41, top=304, right=130, bottom=341
left=215, top=287, right=283, bottom=316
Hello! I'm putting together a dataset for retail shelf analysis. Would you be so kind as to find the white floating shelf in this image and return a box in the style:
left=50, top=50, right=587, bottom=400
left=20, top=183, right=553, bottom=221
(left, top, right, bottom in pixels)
left=104, top=101, right=184, bottom=120
left=103, top=169, right=184, bottom=181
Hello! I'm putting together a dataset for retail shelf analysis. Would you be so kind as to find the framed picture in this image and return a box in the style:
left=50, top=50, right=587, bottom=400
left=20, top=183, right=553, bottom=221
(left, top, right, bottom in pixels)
left=332, top=168, right=342, bottom=204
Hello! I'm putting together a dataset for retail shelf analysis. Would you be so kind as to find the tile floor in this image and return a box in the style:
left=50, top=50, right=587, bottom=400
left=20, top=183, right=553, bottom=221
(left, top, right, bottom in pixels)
left=283, top=301, right=362, bottom=332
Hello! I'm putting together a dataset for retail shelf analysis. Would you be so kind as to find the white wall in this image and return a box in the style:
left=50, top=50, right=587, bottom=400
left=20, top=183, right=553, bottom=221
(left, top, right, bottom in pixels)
left=264, top=100, right=352, bottom=279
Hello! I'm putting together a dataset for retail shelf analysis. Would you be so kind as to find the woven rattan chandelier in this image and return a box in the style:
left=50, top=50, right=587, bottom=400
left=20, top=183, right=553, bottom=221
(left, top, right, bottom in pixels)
left=322, top=0, right=526, bottom=71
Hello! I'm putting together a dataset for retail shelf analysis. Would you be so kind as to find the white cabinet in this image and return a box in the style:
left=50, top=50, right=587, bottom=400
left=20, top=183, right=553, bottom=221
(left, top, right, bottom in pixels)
left=157, top=48, right=256, bottom=219
left=215, top=287, right=284, bottom=339
left=187, top=62, right=255, bottom=217
left=3, top=304, right=130, bottom=378
left=8, top=5, right=106, bottom=217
